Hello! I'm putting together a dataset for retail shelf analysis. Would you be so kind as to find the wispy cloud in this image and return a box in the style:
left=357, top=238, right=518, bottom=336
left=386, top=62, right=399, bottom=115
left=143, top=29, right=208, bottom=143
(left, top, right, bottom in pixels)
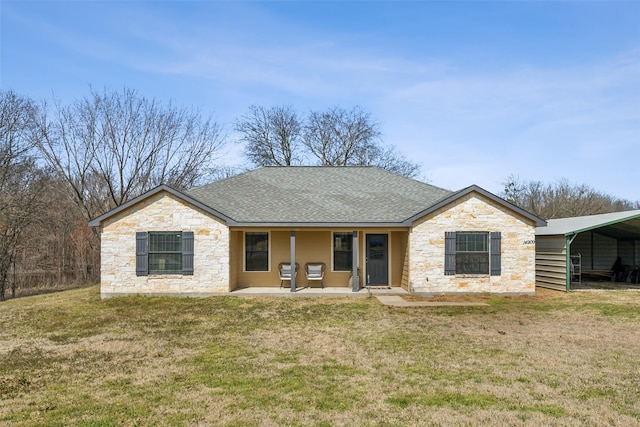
left=127, top=23, right=639, bottom=197
left=3, top=1, right=639, bottom=200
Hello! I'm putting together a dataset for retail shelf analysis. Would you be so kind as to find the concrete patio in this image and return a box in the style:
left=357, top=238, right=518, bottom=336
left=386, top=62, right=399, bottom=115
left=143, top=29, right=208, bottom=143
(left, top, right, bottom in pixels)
left=230, top=286, right=408, bottom=297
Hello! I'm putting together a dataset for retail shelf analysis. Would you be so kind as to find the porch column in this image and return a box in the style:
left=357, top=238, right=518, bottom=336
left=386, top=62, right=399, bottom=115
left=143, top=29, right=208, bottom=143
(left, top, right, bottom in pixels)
left=352, top=231, right=359, bottom=292
left=290, top=231, right=296, bottom=292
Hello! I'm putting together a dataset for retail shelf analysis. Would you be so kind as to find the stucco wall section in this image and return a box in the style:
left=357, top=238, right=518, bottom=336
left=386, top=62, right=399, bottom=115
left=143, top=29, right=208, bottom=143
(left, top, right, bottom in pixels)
left=100, top=191, right=230, bottom=297
left=409, top=192, right=536, bottom=295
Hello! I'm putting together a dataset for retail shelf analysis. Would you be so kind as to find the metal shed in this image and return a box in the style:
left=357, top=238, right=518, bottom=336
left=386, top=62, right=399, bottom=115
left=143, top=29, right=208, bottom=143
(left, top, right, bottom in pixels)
left=535, top=210, right=640, bottom=291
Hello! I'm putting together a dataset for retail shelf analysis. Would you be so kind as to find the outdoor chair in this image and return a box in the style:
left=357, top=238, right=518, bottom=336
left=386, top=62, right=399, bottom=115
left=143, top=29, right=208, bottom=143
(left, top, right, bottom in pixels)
left=305, top=262, right=325, bottom=288
left=279, top=262, right=299, bottom=288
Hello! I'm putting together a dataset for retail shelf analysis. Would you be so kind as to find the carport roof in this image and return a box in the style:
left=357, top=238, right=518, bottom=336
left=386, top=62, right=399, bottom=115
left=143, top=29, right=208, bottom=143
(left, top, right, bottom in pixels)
left=535, top=210, right=640, bottom=239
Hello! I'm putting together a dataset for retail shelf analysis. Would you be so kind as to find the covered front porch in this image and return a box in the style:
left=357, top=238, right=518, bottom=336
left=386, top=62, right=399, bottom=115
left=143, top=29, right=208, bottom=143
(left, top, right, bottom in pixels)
left=228, top=228, right=410, bottom=292
left=230, top=285, right=409, bottom=297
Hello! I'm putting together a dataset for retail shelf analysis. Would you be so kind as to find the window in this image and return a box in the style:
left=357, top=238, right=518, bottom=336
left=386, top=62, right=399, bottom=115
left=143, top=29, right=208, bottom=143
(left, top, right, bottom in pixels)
left=136, top=231, right=194, bottom=276
left=149, top=232, right=183, bottom=274
left=333, top=232, right=353, bottom=271
left=245, top=232, right=269, bottom=271
left=456, top=232, right=489, bottom=274
left=445, top=232, right=501, bottom=276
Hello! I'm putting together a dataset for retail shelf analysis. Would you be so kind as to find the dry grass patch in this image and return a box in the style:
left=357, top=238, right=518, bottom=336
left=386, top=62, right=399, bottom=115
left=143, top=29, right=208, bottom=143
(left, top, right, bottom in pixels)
left=0, top=286, right=639, bottom=426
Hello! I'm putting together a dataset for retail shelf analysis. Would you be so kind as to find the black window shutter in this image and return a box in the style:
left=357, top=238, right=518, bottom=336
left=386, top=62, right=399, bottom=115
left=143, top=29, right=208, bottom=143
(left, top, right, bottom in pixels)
left=490, top=232, right=501, bottom=276
left=444, top=232, right=456, bottom=275
left=136, top=232, right=148, bottom=276
left=182, top=231, right=194, bottom=275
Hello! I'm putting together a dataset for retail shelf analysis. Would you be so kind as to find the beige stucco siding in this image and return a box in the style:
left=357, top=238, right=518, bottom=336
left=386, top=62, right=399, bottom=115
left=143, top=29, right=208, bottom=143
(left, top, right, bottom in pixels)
left=100, top=191, right=230, bottom=297
left=391, top=231, right=408, bottom=288
left=229, top=230, right=243, bottom=291
left=409, top=192, right=536, bottom=295
left=231, top=229, right=409, bottom=288
left=233, top=230, right=352, bottom=288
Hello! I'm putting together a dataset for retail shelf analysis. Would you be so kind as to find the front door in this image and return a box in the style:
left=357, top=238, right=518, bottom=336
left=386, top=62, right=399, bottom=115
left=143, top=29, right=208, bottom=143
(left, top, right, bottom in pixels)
left=366, top=234, right=388, bottom=286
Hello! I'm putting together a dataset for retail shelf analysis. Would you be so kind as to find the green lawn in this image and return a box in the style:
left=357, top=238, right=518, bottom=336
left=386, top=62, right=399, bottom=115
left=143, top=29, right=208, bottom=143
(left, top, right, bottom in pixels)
left=1, top=286, right=639, bottom=426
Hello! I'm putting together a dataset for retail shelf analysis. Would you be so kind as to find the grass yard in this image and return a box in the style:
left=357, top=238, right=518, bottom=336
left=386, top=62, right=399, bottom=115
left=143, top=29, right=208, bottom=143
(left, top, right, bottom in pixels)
left=1, top=287, right=639, bottom=426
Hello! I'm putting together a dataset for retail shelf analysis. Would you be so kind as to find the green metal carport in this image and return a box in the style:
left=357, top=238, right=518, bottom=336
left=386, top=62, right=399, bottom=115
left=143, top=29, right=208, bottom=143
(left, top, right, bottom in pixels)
left=535, top=210, right=640, bottom=291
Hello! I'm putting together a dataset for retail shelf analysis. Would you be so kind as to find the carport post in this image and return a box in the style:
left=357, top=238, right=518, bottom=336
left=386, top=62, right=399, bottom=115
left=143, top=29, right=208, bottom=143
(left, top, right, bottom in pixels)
left=565, top=233, right=578, bottom=292
left=290, top=231, right=296, bottom=292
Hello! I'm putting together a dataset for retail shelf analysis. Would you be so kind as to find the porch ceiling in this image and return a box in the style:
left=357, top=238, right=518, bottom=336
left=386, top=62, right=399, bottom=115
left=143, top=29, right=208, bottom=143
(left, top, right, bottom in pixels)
left=595, top=218, right=640, bottom=239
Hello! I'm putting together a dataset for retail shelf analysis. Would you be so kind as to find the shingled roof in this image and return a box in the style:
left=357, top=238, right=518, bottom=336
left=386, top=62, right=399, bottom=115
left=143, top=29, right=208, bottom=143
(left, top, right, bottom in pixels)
left=185, top=167, right=453, bottom=225
left=89, top=166, right=544, bottom=228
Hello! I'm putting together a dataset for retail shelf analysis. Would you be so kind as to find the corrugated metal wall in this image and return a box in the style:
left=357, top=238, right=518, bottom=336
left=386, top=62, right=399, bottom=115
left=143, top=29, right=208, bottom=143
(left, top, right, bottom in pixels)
left=593, top=233, right=617, bottom=270
left=618, top=240, right=634, bottom=268
left=571, top=231, right=619, bottom=271
left=572, top=233, right=592, bottom=269
left=535, top=235, right=567, bottom=291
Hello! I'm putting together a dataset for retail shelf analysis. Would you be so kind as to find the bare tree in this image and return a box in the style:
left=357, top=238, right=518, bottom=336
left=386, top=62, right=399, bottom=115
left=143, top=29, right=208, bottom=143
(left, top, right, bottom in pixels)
left=235, top=105, right=302, bottom=167
left=0, top=160, right=49, bottom=300
left=18, top=170, right=100, bottom=288
left=0, top=91, right=48, bottom=299
left=0, top=91, right=35, bottom=187
left=0, top=88, right=231, bottom=299
left=33, top=87, right=226, bottom=220
left=502, top=174, right=639, bottom=220
left=210, top=165, right=245, bottom=181
left=301, top=106, right=421, bottom=177
left=354, top=144, right=421, bottom=179
left=303, top=106, right=380, bottom=166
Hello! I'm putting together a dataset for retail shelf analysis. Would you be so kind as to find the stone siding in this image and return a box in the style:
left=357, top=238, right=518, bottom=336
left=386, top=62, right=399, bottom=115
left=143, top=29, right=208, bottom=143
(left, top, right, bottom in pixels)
left=100, top=191, right=230, bottom=297
left=409, top=192, right=536, bottom=295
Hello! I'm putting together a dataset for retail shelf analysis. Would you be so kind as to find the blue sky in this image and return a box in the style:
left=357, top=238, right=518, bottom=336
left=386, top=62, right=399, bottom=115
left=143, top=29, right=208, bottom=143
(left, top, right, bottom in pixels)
left=2, top=1, right=639, bottom=201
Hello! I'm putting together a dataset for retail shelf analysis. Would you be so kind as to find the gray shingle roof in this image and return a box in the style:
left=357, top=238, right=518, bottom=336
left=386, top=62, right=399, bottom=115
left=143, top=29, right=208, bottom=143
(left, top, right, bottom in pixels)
left=185, top=166, right=453, bottom=224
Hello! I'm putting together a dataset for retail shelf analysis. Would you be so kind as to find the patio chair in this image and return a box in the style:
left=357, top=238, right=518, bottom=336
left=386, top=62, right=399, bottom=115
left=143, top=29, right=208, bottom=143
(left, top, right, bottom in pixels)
left=279, top=262, right=299, bottom=288
left=305, top=262, right=325, bottom=288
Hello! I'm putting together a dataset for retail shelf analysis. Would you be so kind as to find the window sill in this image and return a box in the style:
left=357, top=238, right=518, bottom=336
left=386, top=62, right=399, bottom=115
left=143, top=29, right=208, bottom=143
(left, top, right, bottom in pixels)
left=148, top=273, right=185, bottom=277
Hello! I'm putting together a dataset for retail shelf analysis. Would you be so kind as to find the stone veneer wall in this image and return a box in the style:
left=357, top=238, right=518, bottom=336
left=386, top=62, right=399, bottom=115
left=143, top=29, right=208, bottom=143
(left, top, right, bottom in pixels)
left=100, top=191, right=230, bottom=297
left=409, top=192, right=536, bottom=295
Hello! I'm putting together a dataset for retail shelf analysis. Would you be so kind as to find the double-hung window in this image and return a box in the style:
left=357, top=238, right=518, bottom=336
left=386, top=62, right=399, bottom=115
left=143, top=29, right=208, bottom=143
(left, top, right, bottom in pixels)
left=456, top=232, right=489, bottom=274
left=333, top=232, right=353, bottom=271
left=245, top=232, right=269, bottom=271
left=445, top=231, right=501, bottom=276
left=136, top=231, right=194, bottom=276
